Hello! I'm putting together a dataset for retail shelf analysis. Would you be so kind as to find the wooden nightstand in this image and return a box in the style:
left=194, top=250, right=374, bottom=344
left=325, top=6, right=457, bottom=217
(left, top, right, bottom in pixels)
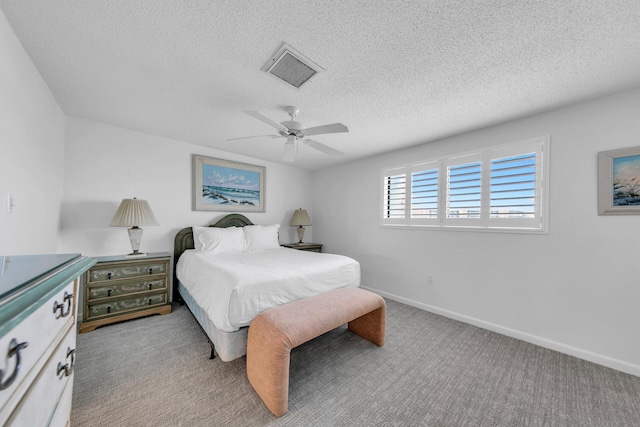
left=282, top=243, right=323, bottom=253
left=79, top=252, right=171, bottom=333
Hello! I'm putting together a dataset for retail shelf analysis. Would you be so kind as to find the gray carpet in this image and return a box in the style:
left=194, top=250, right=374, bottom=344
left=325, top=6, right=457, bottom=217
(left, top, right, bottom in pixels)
left=72, top=300, right=640, bottom=426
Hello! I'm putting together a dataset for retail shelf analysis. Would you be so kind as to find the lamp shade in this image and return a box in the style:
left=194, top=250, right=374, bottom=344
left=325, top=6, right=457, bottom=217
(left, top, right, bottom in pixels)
left=110, top=198, right=159, bottom=227
left=290, top=208, right=311, bottom=226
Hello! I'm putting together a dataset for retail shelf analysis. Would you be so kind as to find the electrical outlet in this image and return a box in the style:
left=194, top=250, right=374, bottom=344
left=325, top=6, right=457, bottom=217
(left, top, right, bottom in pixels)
left=426, top=275, right=434, bottom=285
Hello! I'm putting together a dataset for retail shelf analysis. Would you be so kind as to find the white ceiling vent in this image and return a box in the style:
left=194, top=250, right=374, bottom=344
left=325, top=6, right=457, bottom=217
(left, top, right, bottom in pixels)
left=262, top=42, right=324, bottom=89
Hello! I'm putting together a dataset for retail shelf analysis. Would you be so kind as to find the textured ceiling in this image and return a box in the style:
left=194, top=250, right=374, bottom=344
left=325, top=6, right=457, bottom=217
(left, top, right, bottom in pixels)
left=2, top=0, right=640, bottom=169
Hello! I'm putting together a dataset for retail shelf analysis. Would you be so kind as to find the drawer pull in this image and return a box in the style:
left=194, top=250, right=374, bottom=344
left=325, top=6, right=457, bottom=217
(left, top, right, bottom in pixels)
left=106, top=305, right=113, bottom=314
left=0, top=339, right=29, bottom=390
left=148, top=268, right=153, bottom=275
left=53, top=291, right=74, bottom=319
left=148, top=298, right=152, bottom=305
left=107, top=288, right=113, bottom=297
left=56, top=347, right=77, bottom=378
left=148, top=283, right=153, bottom=290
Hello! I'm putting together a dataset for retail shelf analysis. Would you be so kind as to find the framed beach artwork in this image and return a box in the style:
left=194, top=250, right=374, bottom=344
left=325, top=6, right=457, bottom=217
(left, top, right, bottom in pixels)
left=598, top=146, right=640, bottom=215
left=192, top=155, right=265, bottom=212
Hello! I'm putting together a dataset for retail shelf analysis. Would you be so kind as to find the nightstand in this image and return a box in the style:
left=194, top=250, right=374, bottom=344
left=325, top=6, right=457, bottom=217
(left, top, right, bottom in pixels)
left=282, top=243, right=323, bottom=253
left=79, top=252, right=171, bottom=333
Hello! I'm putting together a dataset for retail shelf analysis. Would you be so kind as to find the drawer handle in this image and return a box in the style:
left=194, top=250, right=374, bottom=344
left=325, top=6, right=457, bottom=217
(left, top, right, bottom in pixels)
left=57, top=347, right=77, bottom=378
left=148, top=268, right=153, bottom=275
left=107, top=288, right=113, bottom=297
left=148, top=283, right=153, bottom=290
left=148, top=298, right=152, bottom=305
left=107, top=272, right=112, bottom=280
left=53, top=291, right=74, bottom=319
left=106, top=305, right=113, bottom=314
left=0, top=339, right=29, bottom=390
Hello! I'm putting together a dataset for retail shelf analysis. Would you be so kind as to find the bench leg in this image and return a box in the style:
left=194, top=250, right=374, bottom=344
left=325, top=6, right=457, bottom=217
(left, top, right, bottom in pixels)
left=348, top=306, right=386, bottom=347
left=247, top=318, right=292, bottom=417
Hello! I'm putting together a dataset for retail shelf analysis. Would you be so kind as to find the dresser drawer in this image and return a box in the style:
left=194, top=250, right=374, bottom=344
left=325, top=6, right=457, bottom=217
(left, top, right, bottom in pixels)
left=87, top=260, right=168, bottom=284
left=48, top=373, right=74, bottom=427
left=86, top=277, right=167, bottom=301
left=5, top=327, right=76, bottom=427
left=0, top=280, right=76, bottom=415
left=85, top=292, right=168, bottom=320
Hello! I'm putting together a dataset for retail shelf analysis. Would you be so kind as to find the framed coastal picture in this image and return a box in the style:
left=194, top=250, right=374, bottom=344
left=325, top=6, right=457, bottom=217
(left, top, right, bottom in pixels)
left=192, top=155, right=265, bottom=212
left=598, top=146, right=640, bottom=215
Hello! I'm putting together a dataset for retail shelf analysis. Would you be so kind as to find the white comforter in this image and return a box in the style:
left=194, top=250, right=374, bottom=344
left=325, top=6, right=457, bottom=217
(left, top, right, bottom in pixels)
left=176, top=247, right=360, bottom=332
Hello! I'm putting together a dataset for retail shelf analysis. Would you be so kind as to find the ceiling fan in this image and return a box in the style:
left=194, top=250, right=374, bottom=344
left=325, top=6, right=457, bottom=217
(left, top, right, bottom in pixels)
left=228, top=106, right=348, bottom=162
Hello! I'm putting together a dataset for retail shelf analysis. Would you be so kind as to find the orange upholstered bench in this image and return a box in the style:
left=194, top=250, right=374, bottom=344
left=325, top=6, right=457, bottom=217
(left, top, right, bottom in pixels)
left=246, top=286, right=385, bottom=417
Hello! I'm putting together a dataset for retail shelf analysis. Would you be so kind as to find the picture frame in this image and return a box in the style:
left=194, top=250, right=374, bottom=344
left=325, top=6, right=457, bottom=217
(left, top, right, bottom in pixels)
left=598, top=146, right=640, bottom=215
left=192, top=155, right=265, bottom=212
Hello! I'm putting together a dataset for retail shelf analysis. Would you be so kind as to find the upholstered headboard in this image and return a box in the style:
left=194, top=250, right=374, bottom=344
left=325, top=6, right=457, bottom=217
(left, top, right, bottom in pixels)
left=172, top=213, right=254, bottom=301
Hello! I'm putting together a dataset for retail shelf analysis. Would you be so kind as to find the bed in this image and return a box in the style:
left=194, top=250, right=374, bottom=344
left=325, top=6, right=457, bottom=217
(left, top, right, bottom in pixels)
left=173, top=213, right=361, bottom=361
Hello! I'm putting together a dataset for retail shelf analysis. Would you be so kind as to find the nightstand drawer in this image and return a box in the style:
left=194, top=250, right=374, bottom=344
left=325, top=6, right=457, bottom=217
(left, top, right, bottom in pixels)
left=87, top=261, right=168, bottom=283
left=85, top=292, right=168, bottom=320
left=86, top=277, right=167, bottom=301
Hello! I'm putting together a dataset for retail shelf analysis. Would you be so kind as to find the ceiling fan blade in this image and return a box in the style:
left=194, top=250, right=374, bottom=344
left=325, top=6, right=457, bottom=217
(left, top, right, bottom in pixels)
left=304, top=139, right=344, bottom=158
left=226, top=135, right=282, bottom=141
left=243, top=110, right=289, bottom=133
left=303, top=123, right=348, bottom=136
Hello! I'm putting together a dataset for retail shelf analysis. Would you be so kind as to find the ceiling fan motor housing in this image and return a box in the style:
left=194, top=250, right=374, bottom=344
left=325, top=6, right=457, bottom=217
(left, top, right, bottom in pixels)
left=279, top=120, right=305, bottom=137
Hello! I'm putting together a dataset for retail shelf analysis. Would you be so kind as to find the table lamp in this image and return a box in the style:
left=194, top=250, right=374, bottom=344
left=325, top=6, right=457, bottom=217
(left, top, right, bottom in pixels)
left=110, top=197, right=159, bottom=256
left=290, top=208, right=311, bottom=244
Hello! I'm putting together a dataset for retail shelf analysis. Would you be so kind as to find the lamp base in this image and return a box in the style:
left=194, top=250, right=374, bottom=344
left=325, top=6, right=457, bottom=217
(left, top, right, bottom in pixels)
left=127, top=226, right=145, bottom=256
left=126, top=252, right=147, bottom=258
left=296, top=226, right=305, bottom=243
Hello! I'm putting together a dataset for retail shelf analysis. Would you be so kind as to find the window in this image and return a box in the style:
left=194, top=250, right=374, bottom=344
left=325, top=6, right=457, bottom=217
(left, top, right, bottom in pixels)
left=381, top=136, right=549, bottom=233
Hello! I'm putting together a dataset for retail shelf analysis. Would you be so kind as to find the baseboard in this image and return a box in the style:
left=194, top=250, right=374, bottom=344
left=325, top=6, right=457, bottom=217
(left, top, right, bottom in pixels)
left=362, top=286, right=640, bottom=378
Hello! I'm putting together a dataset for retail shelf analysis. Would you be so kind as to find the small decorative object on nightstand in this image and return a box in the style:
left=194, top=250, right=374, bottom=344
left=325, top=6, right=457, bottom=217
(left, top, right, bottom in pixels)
left=281, top=243, right=323, bottom=253
left=290, top=208, right=312, bottom=244
left=79, top=252, right=171, bottom=333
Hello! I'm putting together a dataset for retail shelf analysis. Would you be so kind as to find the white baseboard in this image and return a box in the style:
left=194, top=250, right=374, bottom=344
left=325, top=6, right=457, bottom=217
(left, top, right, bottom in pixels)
left=362, top=286, right=640, bottom=378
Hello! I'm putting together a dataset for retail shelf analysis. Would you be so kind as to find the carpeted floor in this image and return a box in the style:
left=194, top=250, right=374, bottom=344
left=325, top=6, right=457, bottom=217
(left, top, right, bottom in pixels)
left=72, top=300, right=640, bottom=426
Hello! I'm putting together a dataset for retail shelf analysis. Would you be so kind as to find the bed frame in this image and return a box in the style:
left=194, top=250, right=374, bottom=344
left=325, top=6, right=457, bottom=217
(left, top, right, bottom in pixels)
left=173, top=213, right=254, bottom=359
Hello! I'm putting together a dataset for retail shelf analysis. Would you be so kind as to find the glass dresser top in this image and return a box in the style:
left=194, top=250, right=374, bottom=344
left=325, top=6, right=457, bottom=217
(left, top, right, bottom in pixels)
left=0, top=253, right=80, bottom=301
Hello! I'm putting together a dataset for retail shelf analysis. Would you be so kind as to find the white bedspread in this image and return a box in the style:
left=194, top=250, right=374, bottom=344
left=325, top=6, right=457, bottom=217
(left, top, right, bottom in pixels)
left=176, top=247, right=360, bottom=332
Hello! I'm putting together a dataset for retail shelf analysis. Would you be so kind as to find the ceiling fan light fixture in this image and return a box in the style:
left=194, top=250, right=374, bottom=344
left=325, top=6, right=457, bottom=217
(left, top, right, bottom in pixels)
left=283, top=136, right=297, bottom=162
left=262, top=42, right=325, bottom=89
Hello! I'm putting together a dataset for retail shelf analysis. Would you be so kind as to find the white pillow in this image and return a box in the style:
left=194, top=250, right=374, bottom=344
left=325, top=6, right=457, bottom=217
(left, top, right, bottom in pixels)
left=192, top=226, right=246, bottom=253
left=243, top=224, right=280, bottom=251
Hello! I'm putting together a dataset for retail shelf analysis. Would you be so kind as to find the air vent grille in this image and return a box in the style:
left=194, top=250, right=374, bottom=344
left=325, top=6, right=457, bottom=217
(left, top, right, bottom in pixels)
left=262, top=43, right=324, bottom=89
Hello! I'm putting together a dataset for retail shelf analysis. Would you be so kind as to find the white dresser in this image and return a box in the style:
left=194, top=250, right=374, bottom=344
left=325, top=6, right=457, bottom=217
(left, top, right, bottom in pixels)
left=0, top=254, right=95, bottom=426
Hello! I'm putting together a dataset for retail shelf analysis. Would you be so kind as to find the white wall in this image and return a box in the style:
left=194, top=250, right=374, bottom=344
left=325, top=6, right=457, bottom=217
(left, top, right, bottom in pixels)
left=312, top=87, right=640, bottom=376
left=60, top=117, right=313, bottom=257
left=0, top=10, right=66, bottom=254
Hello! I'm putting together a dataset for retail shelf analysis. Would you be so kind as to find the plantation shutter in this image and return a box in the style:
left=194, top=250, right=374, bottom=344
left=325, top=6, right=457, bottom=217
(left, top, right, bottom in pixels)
left=486, top=139, right=544, bottom=229
left=444, top=154, right=482, bottom=225
left=490, top=153, right=536, bottom=218
left=410, top=162, right=439, bottom=224
left=382, top=167, right=408, bottom=224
